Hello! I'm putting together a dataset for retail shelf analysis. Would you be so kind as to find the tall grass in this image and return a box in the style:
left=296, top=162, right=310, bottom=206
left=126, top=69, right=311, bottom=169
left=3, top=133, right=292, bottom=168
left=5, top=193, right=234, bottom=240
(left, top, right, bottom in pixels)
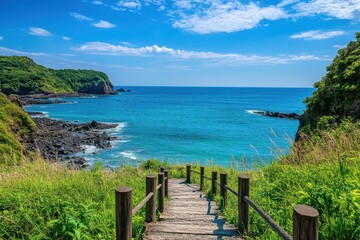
left=1, top=123, right=359, bottom=239
left=0, top=158, right=174, bottom=239
left=183, top=122, right=360, bottom=239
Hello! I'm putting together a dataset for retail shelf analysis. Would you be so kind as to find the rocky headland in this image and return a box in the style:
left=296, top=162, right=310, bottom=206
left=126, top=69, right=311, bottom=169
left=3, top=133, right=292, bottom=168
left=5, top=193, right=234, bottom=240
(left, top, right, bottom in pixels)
left=253, top=110, right=301, bottom=120
left=25, top=113, right=118, bottom=168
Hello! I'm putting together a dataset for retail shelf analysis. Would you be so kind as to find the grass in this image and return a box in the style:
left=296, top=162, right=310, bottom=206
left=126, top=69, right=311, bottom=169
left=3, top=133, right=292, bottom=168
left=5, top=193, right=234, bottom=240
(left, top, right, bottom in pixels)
left=184, top=122, right=360, bottom=240
left=0, top=94, right=359, bottom=239
left=0, top=93, right=36, bottom=165
left=0, top=159, right=177, bottom=239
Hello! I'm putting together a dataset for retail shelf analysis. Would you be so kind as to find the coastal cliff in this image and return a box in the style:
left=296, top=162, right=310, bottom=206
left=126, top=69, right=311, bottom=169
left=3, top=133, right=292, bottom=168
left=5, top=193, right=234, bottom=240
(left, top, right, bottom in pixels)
left=296, top=32, right=360, bottom=138
left=0, top=56, right=116, bottom=95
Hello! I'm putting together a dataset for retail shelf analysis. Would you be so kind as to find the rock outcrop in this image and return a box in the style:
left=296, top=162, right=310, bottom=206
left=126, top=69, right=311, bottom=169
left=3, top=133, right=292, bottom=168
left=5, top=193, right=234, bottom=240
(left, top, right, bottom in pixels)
left=253, top=111, right=300, bottom=120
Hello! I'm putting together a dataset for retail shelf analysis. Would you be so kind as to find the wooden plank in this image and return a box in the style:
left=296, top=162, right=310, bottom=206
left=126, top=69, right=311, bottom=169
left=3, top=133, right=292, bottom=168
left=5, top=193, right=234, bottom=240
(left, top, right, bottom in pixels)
left=145, top=178, right=241, bottom=239
left=145, top=233, right=240, bottom=240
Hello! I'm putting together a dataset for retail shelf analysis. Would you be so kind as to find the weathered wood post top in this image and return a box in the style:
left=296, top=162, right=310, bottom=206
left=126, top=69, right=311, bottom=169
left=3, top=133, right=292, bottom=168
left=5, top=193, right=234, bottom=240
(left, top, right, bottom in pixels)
left=115, top=186, right=132, bottom=240
left=293, top=204, right=319, bottom=240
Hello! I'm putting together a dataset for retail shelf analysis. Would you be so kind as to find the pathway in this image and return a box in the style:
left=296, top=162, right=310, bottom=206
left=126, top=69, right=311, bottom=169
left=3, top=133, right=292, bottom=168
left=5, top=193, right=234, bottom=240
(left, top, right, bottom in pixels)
left=144, top=179, right=241, bottom=239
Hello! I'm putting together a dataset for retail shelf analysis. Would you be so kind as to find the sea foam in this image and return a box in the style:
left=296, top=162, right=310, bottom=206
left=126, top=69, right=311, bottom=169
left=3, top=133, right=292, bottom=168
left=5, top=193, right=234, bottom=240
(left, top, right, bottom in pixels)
left=119, top=150, right=137, bottom=160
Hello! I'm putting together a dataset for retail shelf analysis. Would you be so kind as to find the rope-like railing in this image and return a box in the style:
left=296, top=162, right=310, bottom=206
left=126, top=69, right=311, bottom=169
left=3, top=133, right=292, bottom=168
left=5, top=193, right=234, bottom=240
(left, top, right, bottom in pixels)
left=115, top=167, right=170, bottom=240
left=185, top=164, right=319, bottom=240
left=243, top=196, right=292, bottom=240
left=132, top=192, right=154, bottom=215
left=156, top=184, right=162, bottom=191
left=224, top=185, right=238, bottom=197
left=203, top=175, right=212, bottom=181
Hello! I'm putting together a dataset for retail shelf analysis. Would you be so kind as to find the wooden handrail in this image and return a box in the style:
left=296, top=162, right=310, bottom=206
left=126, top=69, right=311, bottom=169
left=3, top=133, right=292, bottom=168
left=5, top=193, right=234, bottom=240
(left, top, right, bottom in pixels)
left=243, top=196, right=292, bottom=240
left=186, top=165, right=319, bottom=240
left=224, top=185, right=238, bottom=197
left=115, top=168, right=169, bottom=240
left=191, top=170, right=201, bottom=174
left=156, top=184, right=162, bottom=191
left=132, top=192, right=154, bottom=215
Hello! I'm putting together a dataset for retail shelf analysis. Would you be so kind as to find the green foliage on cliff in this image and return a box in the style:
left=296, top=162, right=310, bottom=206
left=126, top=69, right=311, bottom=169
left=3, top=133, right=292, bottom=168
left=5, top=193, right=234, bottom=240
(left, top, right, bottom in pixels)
left=0, top=93, right=36, bottom=164
left=0, top=56, right=114, bottom=95
left=300, top=32, right=360, bottom=133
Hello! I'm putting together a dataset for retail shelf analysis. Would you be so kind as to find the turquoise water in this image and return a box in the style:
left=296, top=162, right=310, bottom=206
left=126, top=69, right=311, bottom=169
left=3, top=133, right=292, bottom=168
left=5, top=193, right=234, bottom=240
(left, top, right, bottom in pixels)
left=25, top=87, right=313, bottom=168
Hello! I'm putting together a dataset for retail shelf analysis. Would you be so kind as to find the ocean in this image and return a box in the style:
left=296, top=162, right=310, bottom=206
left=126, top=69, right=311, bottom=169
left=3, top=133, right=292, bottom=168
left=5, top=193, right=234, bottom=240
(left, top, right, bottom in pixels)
left=25, top=87, right=314, bottom=169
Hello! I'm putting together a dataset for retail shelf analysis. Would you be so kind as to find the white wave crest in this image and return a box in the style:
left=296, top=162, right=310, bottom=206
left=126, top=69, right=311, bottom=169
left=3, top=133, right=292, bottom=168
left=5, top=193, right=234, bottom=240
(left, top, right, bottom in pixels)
left=119, top=150, right=137, bottom=160
left=30, top=111, right=49, bottom=118
left=246, top=110, right=261, bottom=115
left=81, top=145, right=97, bottom=154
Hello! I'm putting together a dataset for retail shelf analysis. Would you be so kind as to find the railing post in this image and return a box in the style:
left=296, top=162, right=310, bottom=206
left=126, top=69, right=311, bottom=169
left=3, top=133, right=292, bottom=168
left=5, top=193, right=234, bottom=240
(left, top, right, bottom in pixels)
left=115, top=187, right=132, bottom=240
left=163, top=169, right=169, bottom=198
left=146, top=174, right=156, bottom=222
left=186, top=164, right=191, bottom=183
left=158, top=172, right=165, bottom=212
left=238, top=174, right=250, bottom=234
left=293, top=205, right=319, bottom=240
left=200, top=166, right=205, bottom=191
left=160, top=166, right=165, bottom=172
left=220, top=172, right=228, bottom=209
left=211, top=171, right=217, bottom=195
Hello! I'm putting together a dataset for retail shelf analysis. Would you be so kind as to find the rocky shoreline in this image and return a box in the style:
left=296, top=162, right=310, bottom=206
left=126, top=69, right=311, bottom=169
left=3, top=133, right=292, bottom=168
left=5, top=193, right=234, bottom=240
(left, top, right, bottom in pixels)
left=253, top=110, right=301, bottom=120
left=25, top=112, right=118, bottom=169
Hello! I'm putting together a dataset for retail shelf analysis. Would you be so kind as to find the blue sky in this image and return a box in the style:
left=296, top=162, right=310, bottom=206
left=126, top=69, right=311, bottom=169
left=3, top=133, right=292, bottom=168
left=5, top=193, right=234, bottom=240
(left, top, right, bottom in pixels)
left=0, top=0, right=359, bottom=87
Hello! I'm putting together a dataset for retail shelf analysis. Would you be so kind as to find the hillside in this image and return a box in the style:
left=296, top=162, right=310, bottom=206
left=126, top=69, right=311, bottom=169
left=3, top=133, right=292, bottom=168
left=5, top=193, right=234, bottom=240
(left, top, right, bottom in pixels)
left=298, top=33, right=360, bottom=135
left=0, top=56, right=115, bottom=95
left=0, top=93, right=36, bottom=164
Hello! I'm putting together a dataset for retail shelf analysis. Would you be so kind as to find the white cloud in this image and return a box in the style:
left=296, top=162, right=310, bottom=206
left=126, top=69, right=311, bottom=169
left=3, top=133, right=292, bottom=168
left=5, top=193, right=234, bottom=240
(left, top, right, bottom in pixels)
left=119, top=41, right=134, bottom=46
left=333, top=44, right=346, bottom=49
left=277, top=0, right=300, bottom=8
left=118, top=0, right=141, bottom=9
left=293, top=0, right=360, bottom=19
left=62, top=36, right=71, bottom=40
left=69, top=12, right=93, bottom=21
left=29, top=27, right=52, bottom=37
left=60, top=53, right=78, bottom=56
left=290, top=30, right=345, bottom=40
left=93, top=20, right=116, bottom=28
left=92, top=0, right=103, bottom=5
left=0, top=46, right=47, bottom=56
left=158, top=5, right=165, bottom=11
left=172, top=1, right=287, bottom=34
left=74, top=41, right=329, bottom=65
left=0, top=36, right=3, bottom=40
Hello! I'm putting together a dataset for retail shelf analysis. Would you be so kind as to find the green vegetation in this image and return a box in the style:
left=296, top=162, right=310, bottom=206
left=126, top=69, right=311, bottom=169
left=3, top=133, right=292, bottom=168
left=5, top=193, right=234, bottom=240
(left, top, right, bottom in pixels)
left=0, top=160, right=173, bottom=239
left=0, top=93, right=36, bottom=165
left=0, top=33, right=359, bottom=240
left=0, top=56, right=114, bottom=95
left=187, top=122, right=360, bottom=239
left=300, top=32, right=360, bottom=134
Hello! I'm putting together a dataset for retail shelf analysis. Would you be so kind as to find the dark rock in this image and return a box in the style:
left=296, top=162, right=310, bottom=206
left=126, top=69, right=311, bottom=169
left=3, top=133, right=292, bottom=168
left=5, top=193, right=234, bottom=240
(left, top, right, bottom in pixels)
left=8, top=94, right=26, bottom=107
left=78, top=81, right=116, bottom=95
left=253, top=110, right=301, bottom=120
left=116, top=88, right=132, bottom=93
left=23, top=117, right=119, bottom=168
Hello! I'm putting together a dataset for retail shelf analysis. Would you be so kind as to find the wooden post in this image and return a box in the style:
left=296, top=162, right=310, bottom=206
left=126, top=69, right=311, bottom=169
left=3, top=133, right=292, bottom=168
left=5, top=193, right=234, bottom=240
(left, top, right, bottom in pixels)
left=211, top=171, right=217, bottom=195
left=163, top=170, right=169, bottom=198
left=115, top=186, right=132, bottom=240
left=238, top=174, right=250, bottom=234
left=158, top=172, right=165, bottom=212
left=160, top=166, right=165, bottom=172
left=293, top=205, right=319, bottom=240
left=186, top=164, right=191, bottom=183
left=220, top=172, right=228, bottom=209
left=146, top=174, right=156, bottom=222
left=200, top=166, right=205, bottom=191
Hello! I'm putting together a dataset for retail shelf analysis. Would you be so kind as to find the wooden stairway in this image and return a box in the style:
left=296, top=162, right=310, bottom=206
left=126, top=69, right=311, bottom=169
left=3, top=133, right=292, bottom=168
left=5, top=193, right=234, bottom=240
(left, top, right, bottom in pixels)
left=144, top=179, right=241, bottom=239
